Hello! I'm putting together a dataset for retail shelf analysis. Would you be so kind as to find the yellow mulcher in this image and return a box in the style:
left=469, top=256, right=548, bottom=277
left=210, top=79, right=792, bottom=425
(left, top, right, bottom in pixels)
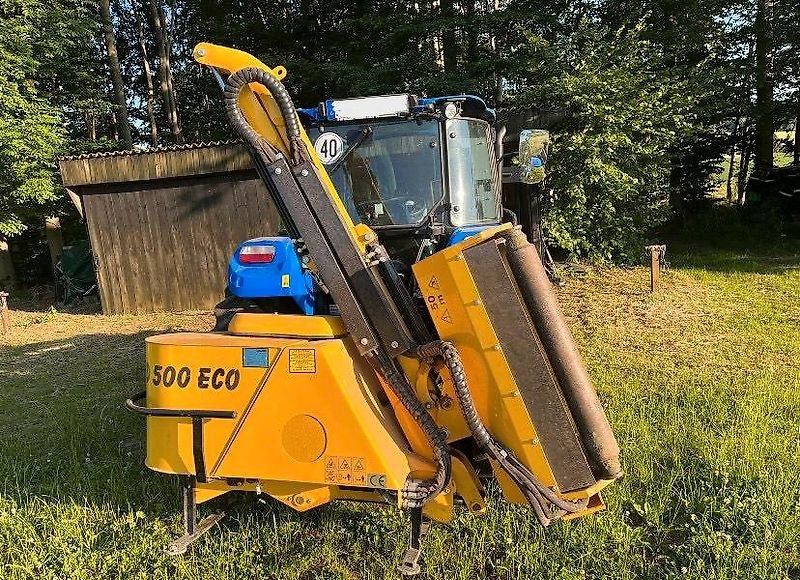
left=126, top=43, right=622, bottom=575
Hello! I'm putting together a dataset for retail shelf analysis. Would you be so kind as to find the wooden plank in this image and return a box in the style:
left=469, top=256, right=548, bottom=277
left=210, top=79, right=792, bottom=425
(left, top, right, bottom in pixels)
left=173, top=184, right=210, bottom=311
left=83, top=195, right=121, bottom=314
left=142, top=188, right=178, bottom=312
left=123, top=191, right=158, bottom=313
left=195, top=181, right=233, bottom=306
left=103, top=193, right=133, bottom=314
left=133, top=189, right=164, bottom=312
left=162, top=184, right=191, bottom=311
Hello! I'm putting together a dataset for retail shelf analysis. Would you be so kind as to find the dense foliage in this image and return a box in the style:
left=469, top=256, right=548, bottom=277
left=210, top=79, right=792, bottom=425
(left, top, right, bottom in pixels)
left=0, top=0, right=798, bottom=261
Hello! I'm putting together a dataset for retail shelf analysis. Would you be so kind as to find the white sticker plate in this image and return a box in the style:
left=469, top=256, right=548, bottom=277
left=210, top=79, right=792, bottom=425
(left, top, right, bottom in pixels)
left=314, top=132, right=346, bottom=165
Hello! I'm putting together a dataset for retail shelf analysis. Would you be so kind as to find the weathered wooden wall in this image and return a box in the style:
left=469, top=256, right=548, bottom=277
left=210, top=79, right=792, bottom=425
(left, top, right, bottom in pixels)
left=81, top=174, right=278, bottom=314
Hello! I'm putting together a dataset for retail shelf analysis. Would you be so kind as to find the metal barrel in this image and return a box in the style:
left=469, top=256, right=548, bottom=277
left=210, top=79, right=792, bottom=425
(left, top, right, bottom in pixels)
left=501, top=228, right=623, bottom=481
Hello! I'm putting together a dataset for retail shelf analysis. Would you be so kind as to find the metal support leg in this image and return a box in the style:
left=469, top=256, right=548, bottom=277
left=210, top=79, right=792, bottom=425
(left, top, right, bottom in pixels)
left=397, top=508, right=431, bottom=576
left=166, top=475, right=226, bottom=556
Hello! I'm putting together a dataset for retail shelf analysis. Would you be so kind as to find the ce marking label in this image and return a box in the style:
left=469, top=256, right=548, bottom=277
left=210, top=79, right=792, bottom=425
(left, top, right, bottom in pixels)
left=368, top=473, right=387, bottom=488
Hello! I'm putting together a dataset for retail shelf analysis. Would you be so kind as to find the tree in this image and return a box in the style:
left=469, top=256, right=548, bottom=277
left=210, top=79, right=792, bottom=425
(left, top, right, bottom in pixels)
left=0, top=1, right=73, bottom=236
left=149, top=0, right=183, bottom=143
left=753, top=0, right=774, bottom=169
left=509, top=23, right=691, bottom=261
left=99, top=0, right=133, bottom=148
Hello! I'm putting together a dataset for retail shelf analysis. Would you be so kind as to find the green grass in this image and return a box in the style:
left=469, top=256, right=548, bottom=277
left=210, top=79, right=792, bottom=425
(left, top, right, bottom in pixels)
left=1, top=206, right=799, bottom=579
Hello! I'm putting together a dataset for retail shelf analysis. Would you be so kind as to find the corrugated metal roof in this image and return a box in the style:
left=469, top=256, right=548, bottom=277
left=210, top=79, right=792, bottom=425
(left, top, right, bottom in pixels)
left=58, top=140, right=253, bottom=187
left=59, top=139, right=244, bottom=161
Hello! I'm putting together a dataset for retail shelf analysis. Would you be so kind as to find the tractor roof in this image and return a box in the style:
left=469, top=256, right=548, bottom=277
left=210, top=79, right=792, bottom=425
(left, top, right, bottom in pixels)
left=298, top=93, right=495, bottom=124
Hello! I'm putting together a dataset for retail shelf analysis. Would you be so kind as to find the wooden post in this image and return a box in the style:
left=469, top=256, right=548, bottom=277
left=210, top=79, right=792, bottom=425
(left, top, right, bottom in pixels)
left=646, top=245, right=666, bottom=292
left=45, top=217, right=64, bottom=277
left=0, top=239, right=14, bottom=288
left=0, top=292, right=9, bottom=335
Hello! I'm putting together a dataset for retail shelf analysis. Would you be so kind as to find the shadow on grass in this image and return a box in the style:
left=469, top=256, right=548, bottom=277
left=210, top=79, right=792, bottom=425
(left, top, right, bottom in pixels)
left=0, top=330, right=179, bottom=515
left=0, top=328, right=329, bottom=537
left=663, top=201, right=800, bottom=275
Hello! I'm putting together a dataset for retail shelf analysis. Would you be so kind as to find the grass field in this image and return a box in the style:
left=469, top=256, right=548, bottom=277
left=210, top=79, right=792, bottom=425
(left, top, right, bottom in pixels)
left=1, top=207, right=799, bottom=579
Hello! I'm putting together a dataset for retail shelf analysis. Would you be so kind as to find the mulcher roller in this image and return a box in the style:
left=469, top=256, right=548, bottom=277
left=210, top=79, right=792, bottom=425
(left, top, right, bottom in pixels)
left=500, top=228, right=623, bottom=481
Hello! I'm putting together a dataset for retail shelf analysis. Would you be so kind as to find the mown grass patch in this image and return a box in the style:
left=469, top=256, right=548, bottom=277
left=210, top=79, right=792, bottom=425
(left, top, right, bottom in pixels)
left=1, top=210, right=798, bottom=579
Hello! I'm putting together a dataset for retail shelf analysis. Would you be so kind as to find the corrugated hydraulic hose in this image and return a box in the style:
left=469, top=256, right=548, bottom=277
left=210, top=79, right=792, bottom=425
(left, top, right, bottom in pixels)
left=223, top=67, right=308, bottom=167
left=372, top=351, right=451, bottom=508
left=417, top=340, right=588, bottom=525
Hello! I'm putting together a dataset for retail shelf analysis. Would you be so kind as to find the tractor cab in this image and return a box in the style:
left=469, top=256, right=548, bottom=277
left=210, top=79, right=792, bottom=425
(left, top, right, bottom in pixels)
left=299, top=94, right=503, bottom=260
left=224, top=93, right=506, bottom=315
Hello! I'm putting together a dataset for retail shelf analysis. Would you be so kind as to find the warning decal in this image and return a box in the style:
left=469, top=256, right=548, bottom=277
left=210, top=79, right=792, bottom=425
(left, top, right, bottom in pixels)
left=288, top=349, right=316, bottom=373
left=428, top=275, right=440, bottom=290
left=324, top=456, right=368, bottom=486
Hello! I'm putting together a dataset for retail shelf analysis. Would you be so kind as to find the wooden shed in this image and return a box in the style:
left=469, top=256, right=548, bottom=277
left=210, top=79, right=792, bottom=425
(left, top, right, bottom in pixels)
left=59, top=142, right=279, bottom=314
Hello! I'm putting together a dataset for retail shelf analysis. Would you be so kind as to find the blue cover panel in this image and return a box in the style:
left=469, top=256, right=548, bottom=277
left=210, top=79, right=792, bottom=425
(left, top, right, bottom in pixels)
left=228, top=237, right=316, bottom=315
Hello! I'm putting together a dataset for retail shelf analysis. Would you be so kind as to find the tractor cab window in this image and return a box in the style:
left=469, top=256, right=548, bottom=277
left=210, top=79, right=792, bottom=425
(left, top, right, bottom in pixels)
left=309, top=120, right=444, bottom=227
left=446, top=119, right=501, bottom=226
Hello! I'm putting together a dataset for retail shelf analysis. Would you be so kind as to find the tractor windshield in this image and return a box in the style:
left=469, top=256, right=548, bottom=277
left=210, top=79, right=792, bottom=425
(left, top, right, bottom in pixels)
left=309, top=119, right=444, bottom=227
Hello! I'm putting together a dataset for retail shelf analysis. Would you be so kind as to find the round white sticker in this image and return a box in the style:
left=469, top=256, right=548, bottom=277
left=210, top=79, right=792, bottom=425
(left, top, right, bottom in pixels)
left=314, top=132, right=346, bottom=165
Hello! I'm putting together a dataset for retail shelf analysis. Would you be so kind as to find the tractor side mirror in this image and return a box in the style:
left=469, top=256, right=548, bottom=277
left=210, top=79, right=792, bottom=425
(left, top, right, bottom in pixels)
left=518, top=129, right=550, bottom=185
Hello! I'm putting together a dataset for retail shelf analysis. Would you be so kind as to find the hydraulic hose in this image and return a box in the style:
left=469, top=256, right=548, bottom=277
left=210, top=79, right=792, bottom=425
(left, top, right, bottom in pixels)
left=372, top=350, right=452, bottom=508
left=417, top=340, right=588, bottom=524
left=223, top=66, right=308, bottom=166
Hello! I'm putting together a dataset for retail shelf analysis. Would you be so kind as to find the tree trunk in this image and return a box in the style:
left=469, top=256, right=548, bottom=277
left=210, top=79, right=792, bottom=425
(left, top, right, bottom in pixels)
left=111, top=110, right=119, bottom=142
left=726, top=117, right=741, bottom=202
left=137, top=12, right=159, bottom=146
left=794, top=111, right=800, bottom=166
left=160, top=3, right=183, bottom=140
left=440, top=0, right=458, bottom=74
left=148, top=0, right=183, bottom=144
left=737, top=131, right=753, bottom=205
left=0, top=239, right=15, bottom=289
left=86, top=111, right=96, bottom=141
left=99, top=0, right=133, bottom=148
left=754, top=0, right=774, bottom=170
left=45, top=217, right=64, bottom=279
left=464, top=0, right=478, bottom=64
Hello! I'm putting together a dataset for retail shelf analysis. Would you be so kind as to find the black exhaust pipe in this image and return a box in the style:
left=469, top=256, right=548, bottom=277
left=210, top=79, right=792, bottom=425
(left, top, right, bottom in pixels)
left=501, top=228, right=623, bottom=481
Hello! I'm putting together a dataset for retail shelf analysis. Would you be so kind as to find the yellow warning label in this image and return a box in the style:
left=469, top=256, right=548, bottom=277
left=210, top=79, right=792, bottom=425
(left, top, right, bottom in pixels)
left=281, top=274, right=290, bottom=288
left=289, top=349, right=316, bottom=373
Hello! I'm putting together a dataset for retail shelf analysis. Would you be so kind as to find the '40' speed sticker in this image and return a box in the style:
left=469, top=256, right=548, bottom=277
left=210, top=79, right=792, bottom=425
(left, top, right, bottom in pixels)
left=314, top=132, right=346, bottom=165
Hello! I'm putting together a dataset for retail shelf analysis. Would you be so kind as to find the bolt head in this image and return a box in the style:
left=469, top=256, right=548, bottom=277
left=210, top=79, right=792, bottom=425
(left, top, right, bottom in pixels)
left=390, top=341, right=399, bottom=349
left=196, top=48, right=206, bottom=57
left=360, top=337, right=369, bottom=346
left=301, top=169, right=309, bottom=177
left=274, top=167, right=282, bottom=175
